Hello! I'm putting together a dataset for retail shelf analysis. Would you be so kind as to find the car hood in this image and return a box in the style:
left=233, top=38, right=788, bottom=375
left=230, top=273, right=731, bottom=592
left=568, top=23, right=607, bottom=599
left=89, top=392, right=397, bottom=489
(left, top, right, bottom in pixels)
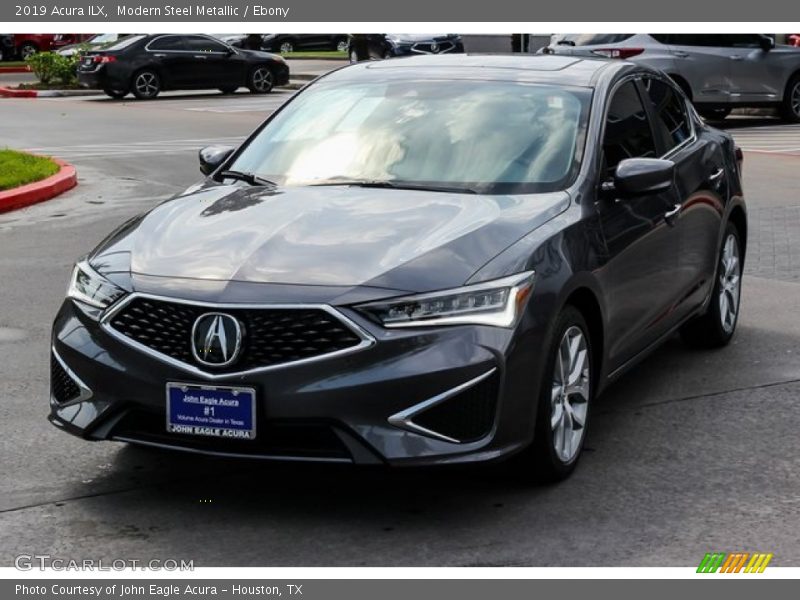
left=91, top=183, right=569, bottom=294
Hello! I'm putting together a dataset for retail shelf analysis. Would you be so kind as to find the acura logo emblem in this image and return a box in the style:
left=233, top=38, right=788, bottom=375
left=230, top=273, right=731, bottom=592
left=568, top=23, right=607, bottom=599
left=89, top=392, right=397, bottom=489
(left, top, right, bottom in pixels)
left=431, top=42, right=439, bottom=52
left=191, top=313, right=242, bottom=367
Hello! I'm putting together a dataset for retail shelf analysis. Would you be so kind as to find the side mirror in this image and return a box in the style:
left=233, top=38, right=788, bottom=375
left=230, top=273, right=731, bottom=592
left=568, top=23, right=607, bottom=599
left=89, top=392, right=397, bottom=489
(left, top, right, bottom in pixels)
left=758, top=35, right=775, bottom=52
left=611, top=158, right=675, bottom=197
left=199, top=145, right=234, bottom=175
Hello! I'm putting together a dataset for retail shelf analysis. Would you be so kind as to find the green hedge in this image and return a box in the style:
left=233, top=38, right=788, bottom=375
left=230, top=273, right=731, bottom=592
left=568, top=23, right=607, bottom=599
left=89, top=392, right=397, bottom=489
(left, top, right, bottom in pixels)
left=24, top=52, right=80, bottom=86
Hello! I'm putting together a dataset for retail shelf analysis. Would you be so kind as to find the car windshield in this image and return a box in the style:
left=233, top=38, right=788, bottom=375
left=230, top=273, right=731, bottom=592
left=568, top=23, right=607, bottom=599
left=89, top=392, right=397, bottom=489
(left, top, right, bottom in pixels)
left=229, top=79, right=591, bottom=194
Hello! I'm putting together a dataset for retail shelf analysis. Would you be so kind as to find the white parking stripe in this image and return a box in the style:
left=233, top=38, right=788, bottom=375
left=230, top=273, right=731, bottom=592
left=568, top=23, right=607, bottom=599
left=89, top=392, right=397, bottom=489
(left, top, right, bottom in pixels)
left=25, top=137, right=246, bottom=160
left=727, top=124, right=800, bottom=154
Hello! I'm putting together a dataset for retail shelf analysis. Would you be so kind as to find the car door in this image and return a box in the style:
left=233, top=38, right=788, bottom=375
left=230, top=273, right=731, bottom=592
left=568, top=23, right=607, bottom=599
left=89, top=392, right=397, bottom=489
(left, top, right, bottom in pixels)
left=664, top=34, right=733, bottom=104
left=145, top=35, right=193, bottom=88
left=595, top=79, right=683, bottom=369
left=640, top=76, right=726, bottom=324
left=181, top=35, right=240, bottom=89
left=723, top=34, right=784, bottom=103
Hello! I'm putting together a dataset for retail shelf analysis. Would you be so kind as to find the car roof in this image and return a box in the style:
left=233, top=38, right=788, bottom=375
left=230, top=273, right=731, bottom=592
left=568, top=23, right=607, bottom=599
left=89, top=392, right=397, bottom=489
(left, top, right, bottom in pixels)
left=326, top=54, right=632, bottom=88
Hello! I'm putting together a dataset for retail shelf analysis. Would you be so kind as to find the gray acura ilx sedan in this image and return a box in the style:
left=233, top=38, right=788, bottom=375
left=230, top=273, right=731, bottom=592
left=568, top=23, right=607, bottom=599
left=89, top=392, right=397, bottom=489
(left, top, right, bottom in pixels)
left=50, top=55, right=746, bottom=480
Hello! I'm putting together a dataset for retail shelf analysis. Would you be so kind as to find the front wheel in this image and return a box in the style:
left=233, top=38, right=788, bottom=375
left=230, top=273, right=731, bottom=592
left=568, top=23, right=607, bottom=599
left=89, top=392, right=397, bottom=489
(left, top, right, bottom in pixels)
left=279, top=41, right=294, bottom=54
left=517, top=306, right=593, bottom=482
left=680, top=223, right=742, bottom=347
left=781, top=75, right=800, bottom=123
left=335, top=38, right=349, bottom=52
left=19, top=42, right=38, bottom=59
left=247, top=66, right=274, bottom=93
left=131, top=70, right=160, bottom=99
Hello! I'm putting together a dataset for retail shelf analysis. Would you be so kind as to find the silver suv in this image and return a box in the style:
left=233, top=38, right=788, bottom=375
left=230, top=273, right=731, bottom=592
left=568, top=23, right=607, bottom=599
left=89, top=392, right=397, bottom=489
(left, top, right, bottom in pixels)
left=543, top=34, right=800, bottom=122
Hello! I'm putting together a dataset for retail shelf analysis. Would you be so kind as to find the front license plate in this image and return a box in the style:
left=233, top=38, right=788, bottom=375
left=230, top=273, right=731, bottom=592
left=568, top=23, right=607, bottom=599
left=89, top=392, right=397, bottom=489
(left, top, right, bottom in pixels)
left=166, top=383, right=256, bottom=440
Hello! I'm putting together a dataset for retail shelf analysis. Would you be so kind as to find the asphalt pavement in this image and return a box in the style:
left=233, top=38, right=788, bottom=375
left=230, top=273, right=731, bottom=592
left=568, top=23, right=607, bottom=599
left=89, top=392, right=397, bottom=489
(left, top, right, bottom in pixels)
left=1, top=87, right=799, bottom=567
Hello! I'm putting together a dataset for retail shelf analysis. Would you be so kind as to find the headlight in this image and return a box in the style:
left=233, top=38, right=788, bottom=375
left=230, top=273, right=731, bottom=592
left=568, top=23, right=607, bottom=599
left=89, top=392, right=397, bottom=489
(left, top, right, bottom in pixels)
left=356, top=272, right=534, bottom=328
left=67, top=260, right=126, bottom=312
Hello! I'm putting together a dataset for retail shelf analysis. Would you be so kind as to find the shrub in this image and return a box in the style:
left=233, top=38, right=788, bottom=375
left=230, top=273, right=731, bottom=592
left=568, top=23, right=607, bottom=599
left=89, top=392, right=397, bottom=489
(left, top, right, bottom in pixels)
left=25, top=52, right=80, bottom=86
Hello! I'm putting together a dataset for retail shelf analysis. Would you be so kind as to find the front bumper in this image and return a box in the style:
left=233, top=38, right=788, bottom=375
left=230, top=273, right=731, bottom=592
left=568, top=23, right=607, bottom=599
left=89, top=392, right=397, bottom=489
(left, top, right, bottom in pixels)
left=50, top=295, right=542, bottom=466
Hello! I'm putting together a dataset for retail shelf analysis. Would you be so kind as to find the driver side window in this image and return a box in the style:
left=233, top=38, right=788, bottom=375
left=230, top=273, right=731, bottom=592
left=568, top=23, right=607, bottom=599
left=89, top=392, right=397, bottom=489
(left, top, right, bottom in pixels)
left=602, top=81, right=657, bottom=178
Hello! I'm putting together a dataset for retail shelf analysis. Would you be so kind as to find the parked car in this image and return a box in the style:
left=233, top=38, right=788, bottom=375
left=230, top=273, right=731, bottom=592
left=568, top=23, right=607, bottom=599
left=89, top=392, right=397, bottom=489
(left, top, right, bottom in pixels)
left=76, top=34, right=289, bottom=99
left=12, top=33, right=95, bottom=59
left=543, top=33, right=800, bottom=122
left=51, top=55, right=746, bottom=481
left=260, top=34, right=349, bottom=53
left=57, top=33, right=135, bottom=57
left=348, top=34, right=464, bottom=62
left=789, top=34, right=800, bottom=48
left=214, top=34, right=349, bottom=53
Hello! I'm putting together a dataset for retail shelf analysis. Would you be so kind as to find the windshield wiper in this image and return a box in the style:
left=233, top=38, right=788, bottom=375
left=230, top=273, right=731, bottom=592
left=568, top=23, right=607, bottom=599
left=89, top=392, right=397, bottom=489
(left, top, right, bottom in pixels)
left=218, top=170, right=276, bottom=187
left=307, top=179, right=477, bottom=194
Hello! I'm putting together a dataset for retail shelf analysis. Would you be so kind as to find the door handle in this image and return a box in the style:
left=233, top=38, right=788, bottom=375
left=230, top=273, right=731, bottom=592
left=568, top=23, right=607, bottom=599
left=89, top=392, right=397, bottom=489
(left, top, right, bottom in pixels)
left=708, top=167, right=725, bottom=182
left=194, top=55, right=208, bottom=59
left=729, top=55, right=744, bottom=61
left=153, top=53, right=166, bottom=57
left=673, top=51, right=689, bottom=58
left=664, top=204, right=682, bottom=225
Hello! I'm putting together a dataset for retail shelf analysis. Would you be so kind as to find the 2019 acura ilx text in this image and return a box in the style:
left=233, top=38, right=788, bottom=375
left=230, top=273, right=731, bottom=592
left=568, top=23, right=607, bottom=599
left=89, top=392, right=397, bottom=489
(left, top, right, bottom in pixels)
left=50, top=55, right=746, bottom=481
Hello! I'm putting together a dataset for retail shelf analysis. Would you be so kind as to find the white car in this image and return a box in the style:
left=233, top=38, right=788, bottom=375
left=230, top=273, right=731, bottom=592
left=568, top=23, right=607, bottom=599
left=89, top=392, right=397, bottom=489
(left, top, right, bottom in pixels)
left=543, top=34, right=800, bottom=122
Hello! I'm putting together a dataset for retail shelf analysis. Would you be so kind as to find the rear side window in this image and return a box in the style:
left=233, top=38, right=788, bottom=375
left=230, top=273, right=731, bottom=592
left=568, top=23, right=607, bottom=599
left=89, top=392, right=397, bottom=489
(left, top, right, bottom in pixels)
left=148, top=36, right=185, bottom=51
left=642, top=78, right=692, bottom=152
left=661, top=34, right=722, bottom=47
left=184, top=36, right=230, bottom=53
left=554, top=34, right=634, bottom=46
left=602, top=81, right=657, bottom=176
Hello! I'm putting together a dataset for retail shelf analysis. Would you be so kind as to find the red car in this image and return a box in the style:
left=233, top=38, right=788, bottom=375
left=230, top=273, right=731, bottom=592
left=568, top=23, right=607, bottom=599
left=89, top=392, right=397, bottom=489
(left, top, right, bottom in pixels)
left=789, top=34, right=800, bottom=47
left=12, top=34, right=95, bottom=59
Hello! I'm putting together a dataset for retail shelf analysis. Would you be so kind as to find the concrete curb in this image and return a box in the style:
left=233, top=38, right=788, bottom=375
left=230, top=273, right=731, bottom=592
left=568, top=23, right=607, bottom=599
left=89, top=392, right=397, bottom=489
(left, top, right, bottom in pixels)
left=0, top=86, right=102, bottom=98
left=0, top=86, right=37, bottom=98
left=0, top=158, right=78, bottom=214
left=0, top=65, right=31, bottom=74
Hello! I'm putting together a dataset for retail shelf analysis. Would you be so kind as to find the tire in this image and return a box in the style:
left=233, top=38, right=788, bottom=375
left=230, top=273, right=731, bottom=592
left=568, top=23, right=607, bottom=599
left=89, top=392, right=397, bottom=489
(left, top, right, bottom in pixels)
left=680, top=222, right=743, bottom=348
left=103, top=88, right=127, bottom=99
left=131, top=69, right=161, bottom=100
left=219, top=86, right=238, bottom=94
left=698, top=107, right=732, bottom=121
left=780, top=74, right=800, bottom=123
left=247, top=66, right=274, bottom=94
left=279, top=41, right=294, bottom=54
left=19, top=42, right=38, bottom=60
left=516, top=306, right=594, bottom=482
left=335, top=38, right=349, bottom=53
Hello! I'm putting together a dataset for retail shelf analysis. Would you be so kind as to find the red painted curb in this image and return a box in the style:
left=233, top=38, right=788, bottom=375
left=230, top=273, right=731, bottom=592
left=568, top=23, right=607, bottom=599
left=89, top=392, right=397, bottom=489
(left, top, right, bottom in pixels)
left=0, top=158, right=78, bottom=214
left=0, top=86, right=37, bottom=97
left=0, top=65, right=32, bottom=73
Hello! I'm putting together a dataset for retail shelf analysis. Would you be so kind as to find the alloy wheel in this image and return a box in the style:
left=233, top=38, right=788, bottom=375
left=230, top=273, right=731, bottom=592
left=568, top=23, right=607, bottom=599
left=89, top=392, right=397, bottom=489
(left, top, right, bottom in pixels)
left=718, top=233, right=741, bottom=333
left=251, top=68, right=273, bottom=92
left=134, top=72, right=158, bottom=98
left=336, top=40, right=349, bottom=52
left=20, top=44, right=36, bottom=59
left=791, top=81, right=800, bottom=118
left=280, top=42, right=293, bottom=53
left=550, top=325, right=590, bottom=463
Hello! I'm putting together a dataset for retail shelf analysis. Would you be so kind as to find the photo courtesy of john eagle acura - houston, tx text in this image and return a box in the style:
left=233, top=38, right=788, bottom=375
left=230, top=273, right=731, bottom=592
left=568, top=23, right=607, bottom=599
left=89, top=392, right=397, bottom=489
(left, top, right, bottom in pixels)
left=49, top=55, right=746, bottom=481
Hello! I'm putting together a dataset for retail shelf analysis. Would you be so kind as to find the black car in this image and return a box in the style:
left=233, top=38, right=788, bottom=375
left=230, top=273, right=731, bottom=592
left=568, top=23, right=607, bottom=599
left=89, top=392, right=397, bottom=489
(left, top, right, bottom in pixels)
left=76, top=34, right=290, bottom=99
left=348, top=34, right=464, bottom=62
left=51, top=55, right=745, bottom=481
left=214, top=34, right=350, bottom=54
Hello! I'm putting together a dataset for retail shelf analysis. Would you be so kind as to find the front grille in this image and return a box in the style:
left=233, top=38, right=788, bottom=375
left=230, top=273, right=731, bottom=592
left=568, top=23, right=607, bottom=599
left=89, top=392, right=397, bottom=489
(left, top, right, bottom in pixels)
left=411, top=373, right=499, bottom=442
left=107, top=297, right=364, bottom=373
left=411, top=41, right=456, bottom=54
left=110, top=410, right=352, bottom=460
left=51, top=353, right=81, bottom=404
